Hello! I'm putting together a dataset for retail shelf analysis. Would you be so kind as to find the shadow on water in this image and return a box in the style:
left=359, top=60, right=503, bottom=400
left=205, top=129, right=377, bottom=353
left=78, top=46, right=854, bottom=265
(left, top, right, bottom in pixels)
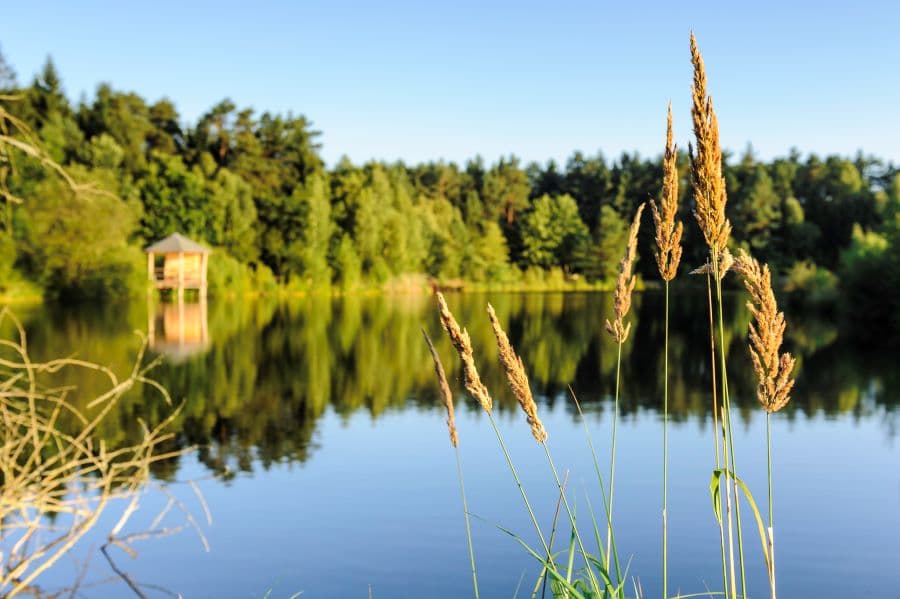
left=8, top=289, right=900, bottom=478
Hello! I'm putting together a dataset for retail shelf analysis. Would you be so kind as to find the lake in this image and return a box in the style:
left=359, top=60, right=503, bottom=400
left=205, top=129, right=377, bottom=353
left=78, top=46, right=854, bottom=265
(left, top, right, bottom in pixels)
left=4, top=289, right=899, bottom=598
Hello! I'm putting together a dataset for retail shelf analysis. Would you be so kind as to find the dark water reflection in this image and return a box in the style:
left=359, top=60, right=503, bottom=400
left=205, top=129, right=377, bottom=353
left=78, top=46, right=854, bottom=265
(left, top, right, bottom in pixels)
left=5, top=291, right=900, bottom=597
left=8, top=290, right=900, bottom=477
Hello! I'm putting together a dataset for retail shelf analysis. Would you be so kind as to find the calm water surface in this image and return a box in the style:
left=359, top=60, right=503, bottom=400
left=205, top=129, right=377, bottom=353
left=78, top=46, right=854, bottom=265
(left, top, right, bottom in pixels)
left=5, top=291, right=899, bottom=598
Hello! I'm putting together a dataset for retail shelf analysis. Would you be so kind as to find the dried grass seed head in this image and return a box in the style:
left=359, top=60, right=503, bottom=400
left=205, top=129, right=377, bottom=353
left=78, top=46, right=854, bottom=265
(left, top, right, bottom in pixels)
left=732, top=250, right=796, bottom=413
left=422, top=328, right=458, bottom=447
left=606, top=202, right=645, bottom=344
left=650, top=103, right=683, bottom=282
left=436, top=292, right=493, bottom=413
left=689, top=32, right=731, bottom=254
left=486, top=304, right=547, bottom=443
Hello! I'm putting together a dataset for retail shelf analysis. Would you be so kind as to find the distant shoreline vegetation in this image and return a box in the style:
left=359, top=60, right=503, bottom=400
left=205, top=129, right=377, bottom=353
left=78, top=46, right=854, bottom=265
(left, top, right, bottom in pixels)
left=0, top=53, right=898, bottom=332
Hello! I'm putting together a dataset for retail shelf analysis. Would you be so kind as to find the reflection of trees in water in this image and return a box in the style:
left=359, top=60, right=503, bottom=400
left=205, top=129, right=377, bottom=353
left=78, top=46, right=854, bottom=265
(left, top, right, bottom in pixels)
left=15, top=291, right=900, bottom=476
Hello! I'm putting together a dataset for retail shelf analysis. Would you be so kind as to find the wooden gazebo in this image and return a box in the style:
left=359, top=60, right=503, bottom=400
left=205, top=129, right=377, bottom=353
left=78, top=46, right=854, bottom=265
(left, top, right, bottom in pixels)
left=144, top=233, right=211, bottom=300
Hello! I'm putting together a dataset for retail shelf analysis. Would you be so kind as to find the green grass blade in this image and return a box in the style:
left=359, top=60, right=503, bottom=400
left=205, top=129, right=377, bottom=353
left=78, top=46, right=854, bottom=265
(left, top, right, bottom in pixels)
left=714, top=468, right=772, bottom=573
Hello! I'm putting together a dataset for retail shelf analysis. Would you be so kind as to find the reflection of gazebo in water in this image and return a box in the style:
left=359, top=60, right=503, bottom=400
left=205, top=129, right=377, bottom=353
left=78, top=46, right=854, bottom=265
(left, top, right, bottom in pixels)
left=144, top=233, right=211, bottom=361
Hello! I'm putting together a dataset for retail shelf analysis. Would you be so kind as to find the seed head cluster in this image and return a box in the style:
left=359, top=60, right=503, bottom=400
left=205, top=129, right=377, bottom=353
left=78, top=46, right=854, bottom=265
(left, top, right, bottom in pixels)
left=606, top=203, right=645, bottom=344
left=422, top=328, right=458, bottom=447
left=650, top=104, right=683, bottom=282
left=732, top=250, right=795, bottom=414
left=486, top=304, right=547, bottom=443
left=689, top=32, right=731, bottom=254
left=436, top=292, right=493, bottom=413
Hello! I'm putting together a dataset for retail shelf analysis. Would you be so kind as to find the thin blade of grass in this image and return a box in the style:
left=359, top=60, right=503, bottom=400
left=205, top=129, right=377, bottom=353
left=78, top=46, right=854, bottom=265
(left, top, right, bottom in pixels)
left=496, top=525, right=588, bottom=599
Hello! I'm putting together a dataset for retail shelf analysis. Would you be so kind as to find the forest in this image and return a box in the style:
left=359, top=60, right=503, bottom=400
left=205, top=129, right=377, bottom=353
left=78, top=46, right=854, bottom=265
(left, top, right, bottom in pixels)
left=1, top=53, right=899, bottom=332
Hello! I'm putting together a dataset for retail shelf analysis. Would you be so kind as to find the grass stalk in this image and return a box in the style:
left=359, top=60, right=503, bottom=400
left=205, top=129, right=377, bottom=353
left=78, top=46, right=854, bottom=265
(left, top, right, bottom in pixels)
left=606, top=340, right=623, bottom=575
left=706, top=270, right=729, bottom=599
left=569, top=388, right=621, bottom=586
left=486, top=411, right=552, bottom=561
left=538, top=470, right=569, bottom=599
left=709, top=249, right=748, bottom=599
left=455, top=446, right=479, bottom=599
left=541, top=442, right=604, bottom=596
left=662, top=280, right=669, bottom=599
left=766, top=413, right=776, bottom=599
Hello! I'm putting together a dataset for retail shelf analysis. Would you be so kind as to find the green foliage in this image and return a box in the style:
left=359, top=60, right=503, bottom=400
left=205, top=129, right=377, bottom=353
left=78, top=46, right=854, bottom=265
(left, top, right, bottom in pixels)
left=138, top=153, right=208, bottom=241
left=1, top=55, right=898, bottom=300
left=22, top=170, right=143, bottom=300
left=207, top=251, right=277, bottom=297
left=838, top=224, right=900, bottom=336
left=518, top=194, right=589, bottom=269
left=206, top=169, right=258, bottom=263
left=783, top=260, right=838, bottom=310
left=580, top=205, right=629, bottom=283
left=0, top=232, right=14, bottom=281
left=286, top=173, right=332, bottom=286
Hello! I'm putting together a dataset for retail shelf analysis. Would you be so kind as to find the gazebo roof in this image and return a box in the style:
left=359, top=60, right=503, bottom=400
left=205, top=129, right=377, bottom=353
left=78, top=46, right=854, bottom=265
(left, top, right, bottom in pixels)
left=144, top=233, right=212, bottom=254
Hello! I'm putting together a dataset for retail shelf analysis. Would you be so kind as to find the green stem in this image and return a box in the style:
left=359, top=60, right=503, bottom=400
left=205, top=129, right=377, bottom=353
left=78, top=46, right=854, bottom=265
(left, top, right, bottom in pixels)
left=767, top=412, right=776, bottom=599
left=712, top=248, right=747, bottom=599
left=706, top=271, right=729, bottom=599
left=606, top=341, right=623, bottom=574
left=542, top=443, right=603, bottom=596
left=455, top=446, right=479, bottom=599
left=663, top=281, right=669, bottom=599
left=707, top=269, right=729, bottom=599
left=486, top=411, right=552, bottom=561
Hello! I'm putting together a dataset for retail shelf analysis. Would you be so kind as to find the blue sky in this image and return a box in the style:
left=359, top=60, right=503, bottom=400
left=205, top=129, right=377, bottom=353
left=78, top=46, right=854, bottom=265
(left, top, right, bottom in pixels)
left=2, top=0, right=898, bottom=166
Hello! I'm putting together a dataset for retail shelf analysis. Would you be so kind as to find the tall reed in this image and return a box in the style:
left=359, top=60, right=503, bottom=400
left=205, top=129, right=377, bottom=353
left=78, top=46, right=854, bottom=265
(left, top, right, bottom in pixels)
left=434, top=293, right=553, bottom=567
left=649, top=104, right=682, bottom=599
left=603, top=201, right=644, bottom=576
left=689, top=32, right=746, bottom=599
left=487, top=304, right=605, bottom=595
left=733, top=250, right=796, bottom=599
left=422, top=328, right=479, bottom=599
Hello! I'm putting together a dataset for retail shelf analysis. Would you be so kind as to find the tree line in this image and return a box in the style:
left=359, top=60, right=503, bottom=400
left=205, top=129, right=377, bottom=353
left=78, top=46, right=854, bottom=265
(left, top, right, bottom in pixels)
left=1, top=54, right=899, bottom=316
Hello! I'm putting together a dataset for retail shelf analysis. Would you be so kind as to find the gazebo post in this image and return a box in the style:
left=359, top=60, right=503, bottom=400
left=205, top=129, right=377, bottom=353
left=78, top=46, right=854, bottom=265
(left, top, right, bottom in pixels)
left=200, top=252, right=208, bottom=300
left=177, top=251, right=185, bottom=303
left=147, top=252, right=154, bottom=288
left=147, top=291, right=155, bottom=345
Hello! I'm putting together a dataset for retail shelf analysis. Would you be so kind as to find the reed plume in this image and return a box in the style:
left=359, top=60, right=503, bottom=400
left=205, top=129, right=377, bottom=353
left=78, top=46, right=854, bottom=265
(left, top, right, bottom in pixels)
left=690, top=32, right=743, bottom=599
left=650, top=104, right=683, bottom=282
left=732, top=250, right=795, bottom=414
left=423, top=329, right=459, bottom=447
left=486, top=304, right=547, bottom=443
left=422, top=326, right=479, bottom=597
left=605, top=202, right=645, bottom=344
left=689, top=32, right=731, bottom=254
left=650, top=104, right=682, bottom=599
left=732, top=249, right=795, bottom=599
left=436, top=292, right=492, bottom=413
left=433, top=293, right=556, bottom=576
left=487, top=304, right=605, bottom=593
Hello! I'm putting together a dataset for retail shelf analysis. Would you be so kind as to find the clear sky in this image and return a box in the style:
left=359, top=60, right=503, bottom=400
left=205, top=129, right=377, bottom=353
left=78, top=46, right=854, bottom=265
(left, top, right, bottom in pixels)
left=1, top=0, right=898, bottom=166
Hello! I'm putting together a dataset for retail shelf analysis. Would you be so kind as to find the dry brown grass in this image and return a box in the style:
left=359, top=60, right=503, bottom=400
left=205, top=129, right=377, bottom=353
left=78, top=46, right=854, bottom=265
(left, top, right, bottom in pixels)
left=605, top=203, right=645, bottom=344
left=436, top=292, right=492, bottom=413
left=486, top=304, right=546, bottom=443
left=732, top=250, right=796, bottom=413
left=689, top=33, right=731, bottom=254
left=422, top=328, right=459, bottom=447
left=650, top=104, right=683, bottom=282
left=0, top=308, right=202, bottom=596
